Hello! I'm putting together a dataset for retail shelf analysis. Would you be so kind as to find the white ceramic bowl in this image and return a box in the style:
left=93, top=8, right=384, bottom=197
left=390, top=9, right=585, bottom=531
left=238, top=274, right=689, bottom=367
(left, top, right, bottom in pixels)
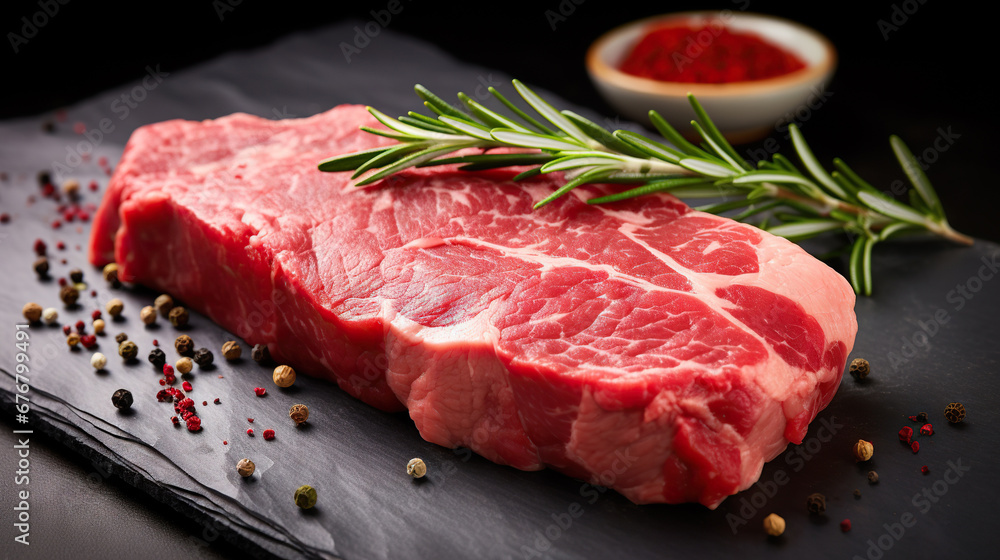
left=586, top=11, right=836, bottom=144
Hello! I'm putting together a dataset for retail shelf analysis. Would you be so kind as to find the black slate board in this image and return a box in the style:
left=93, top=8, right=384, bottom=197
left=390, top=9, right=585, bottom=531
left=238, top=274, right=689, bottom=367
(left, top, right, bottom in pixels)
left=2, top=21, right=1000, bottom=560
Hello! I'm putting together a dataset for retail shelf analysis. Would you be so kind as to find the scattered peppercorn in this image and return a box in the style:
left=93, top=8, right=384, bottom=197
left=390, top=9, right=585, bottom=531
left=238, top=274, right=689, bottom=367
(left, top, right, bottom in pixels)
left=62, top=325, right=72, bottom=335
left=910, top=441, right=920, bottom=453
left=853, top=439, right=874, bottom=462
left=186, top=416, right=202, bottom=432
left=853, top=489, right=861, bottom=498
left=154, top=294, right=174, bottom=317
left=102, top=263, right=121, bottom=288
left=898, top=426, right=913, bottom=444
left=33, top=257, right=49, bottom=278
left=867, top=470, right=879, bottom=484
left=168, top=306, right=189, bottom=327
left=944, top=402, right=966, bottom=424
left=848, top=358, right=869, bottom=380
left=148, top=348, right=167, bottom=368
left=182, top=381, right=193, bottom=392
left=806, top=493, right=826, bottom=515
left=193, top=348, right=214, bottom=367
left=916, top=411, right=928, bottom=423
left=251, top=343, right=271, bottom=364
left=112, top=389, right=133, bottom=410
left=81, top=334, right=97, bottom=349
left=262, top=429, right=275, bottom=440
left=202, top=401, right=207, bottom=406
left=60, top=285, right=80, bottom=306
left=407, top=458, right=427, bottom=478
left=38, top=171, right=51, bottom=185
left=214, top=398, right=220, bottom=404
left=273, top=365, right=296, bottom=388
left=176, top=357, right=193, bottom=375
left=91, top=353, right=107, bottom=371
left=67, top=333, right=81, bottom=348
left=22, top=302, right=42, bottom=323
left=41, top=307, right=59, bottom=325
left=106, top=298, right=124, bottom=318
left=221, top=341, right=241, bottom=360
left=75, top=320, right=86, bottom=333
left=118, top=341, right=138, bottom=361
left=289, top=404, right=309, bottom=425
left=115, top=332, right=128, bottom=344
left=247, top=428, right=254, bottom=437
left=174, top=335, right=194, bottom=355
left=920, top=423, right=934, bottom=436
left=68, top=268, right=83, bottom=283
left=840, top=519, right=851, bottom=532
left=254, top=387, right=266, bottom=397
left=763, top=513, right=785, bottom=537
left=140, top=305, right=157, bottom=325
left=62, top=179, right=80, bottom=198
left=237, top=458, right=255, bottom=478
left=93, top=318, right=106, bottom=334
left=294, top=485, right=317, bottom=509
left=171, top=416, right=179, bottom=425
left=921, top=465, right=929, bottom=475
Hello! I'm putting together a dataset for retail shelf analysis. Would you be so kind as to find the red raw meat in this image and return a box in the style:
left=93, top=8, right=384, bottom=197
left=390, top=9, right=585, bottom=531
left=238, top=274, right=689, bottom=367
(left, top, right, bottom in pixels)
left=89, top=106, right=857, bottom=507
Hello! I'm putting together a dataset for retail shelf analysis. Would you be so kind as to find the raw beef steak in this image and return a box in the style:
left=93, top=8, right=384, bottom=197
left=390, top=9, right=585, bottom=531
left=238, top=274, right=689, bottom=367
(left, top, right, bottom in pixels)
left=89, top=106, right=857, bottom=508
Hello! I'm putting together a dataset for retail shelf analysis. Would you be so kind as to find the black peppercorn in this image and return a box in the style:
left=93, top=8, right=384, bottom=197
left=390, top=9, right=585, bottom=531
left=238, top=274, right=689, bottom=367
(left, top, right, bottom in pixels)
left=33, top=257, right=49, bottom=278
left=118, top=341, right=138, bottom=361
left=112, top=389, right=133, bottom=409
left=42, top=120, right=55, bottom=133
left=175, top=335, right=194, bottom=356
left=59, top=285, right=80, bottom=307
left=867, top=470, right=879, bottom=484
left=115, top=332, right=128, bottom=344
left=38, top=170, right=51, bottom=185
left=168, top=306, right=189, bottom=327
left=69, top=268, right=84, bottom=283
left=193, top=348, right=214, bottom=367
left=806, top=492, right=826, bottom=514
left=916, top=411, right=928, bottom=423
left=148, top=348, right=167, bottom=368
left=251, top=343, right=271, bottom=364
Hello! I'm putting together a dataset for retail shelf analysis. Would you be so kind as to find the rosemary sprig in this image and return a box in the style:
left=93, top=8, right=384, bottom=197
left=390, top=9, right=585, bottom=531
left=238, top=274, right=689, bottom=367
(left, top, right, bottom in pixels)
left=318, top=79, right=972, bottom=296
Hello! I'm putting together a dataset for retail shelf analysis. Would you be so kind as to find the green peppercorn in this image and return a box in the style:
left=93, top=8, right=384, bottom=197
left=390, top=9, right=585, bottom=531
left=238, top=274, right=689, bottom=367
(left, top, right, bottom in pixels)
left=154, top=294, right=174, bottom=317
left=118, top=341, right=138, bottom=361
left=294, top=485, right=317, bottom=509
left=115, top=332, right=128, bottom=344
left=112, top=389, right=133, bottom=410
left=168, top=306, right=189, bottom=327
left=193, top=348, right=214, bottom=367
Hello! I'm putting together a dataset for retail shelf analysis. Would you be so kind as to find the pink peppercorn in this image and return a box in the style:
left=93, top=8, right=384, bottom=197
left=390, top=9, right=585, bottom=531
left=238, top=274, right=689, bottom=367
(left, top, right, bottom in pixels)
left=163, top=364, right=174, bottom=376
left=80, top=334, right=97, bottom=349
left=52, top=219, right=61, bottom=229
left=840, top=519, right=851, bottom=532
left=214, top=398, right=220, bottom=404
left=254, top=387, right=266, bottom=397
left=75, top=320, right=86, bottom=333
left=89, top=181, right=99, bottom=191
left=911, top=441, right=920, bottom=453
left=920, top=423, right=934, bottom=436
left=202, top=401, right=207, bottom=406
left=186, top=416, right=202, bottom=432
left=171, top=416, right=179, bottom=425
left=247, top=428, right=254, bottom=437
left=247, top=418, right=254, bottom=423
left=921, top=465, right=929, bottom=474
left=62, top=325, right=72, bottom=335
left=182, top=381, right=193, bottom=392
left=898, top=426, right=913, bottom=444
left=91, top=310, right=102, bottom=320
left=262, top=429, right=275, bottom=441
left=33, top=239, right=46, bottom=256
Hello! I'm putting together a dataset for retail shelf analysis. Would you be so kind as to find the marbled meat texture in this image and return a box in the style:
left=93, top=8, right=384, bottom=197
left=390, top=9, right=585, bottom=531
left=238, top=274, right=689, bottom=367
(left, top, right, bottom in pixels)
left=89, top=106, right=857, bottom=508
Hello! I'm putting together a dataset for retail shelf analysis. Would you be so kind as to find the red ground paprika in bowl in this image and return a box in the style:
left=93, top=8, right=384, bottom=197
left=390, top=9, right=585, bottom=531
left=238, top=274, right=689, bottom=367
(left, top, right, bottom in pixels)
left=586, top=11, right=836, bottom=143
